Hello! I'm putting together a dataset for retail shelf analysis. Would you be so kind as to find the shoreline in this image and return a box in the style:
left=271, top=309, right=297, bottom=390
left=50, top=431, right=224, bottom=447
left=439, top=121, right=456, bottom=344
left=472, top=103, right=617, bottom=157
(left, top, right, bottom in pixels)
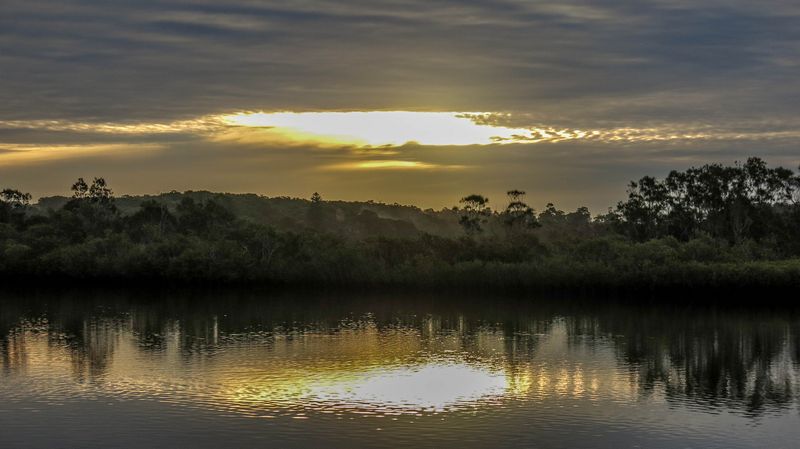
left=2, top=259, right=798, bottom=303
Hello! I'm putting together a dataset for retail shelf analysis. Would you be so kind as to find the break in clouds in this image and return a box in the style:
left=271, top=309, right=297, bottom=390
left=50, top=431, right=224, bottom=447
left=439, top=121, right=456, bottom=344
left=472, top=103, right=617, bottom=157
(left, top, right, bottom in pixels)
left=1, top=0, right=799, bottom=211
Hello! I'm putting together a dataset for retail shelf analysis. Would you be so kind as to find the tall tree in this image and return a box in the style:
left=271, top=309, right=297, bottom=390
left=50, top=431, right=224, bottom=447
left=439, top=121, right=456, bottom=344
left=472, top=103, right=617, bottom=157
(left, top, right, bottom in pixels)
left=502, top=190, right=540, bottom=235
left=458, top=194, right=490, bottom=235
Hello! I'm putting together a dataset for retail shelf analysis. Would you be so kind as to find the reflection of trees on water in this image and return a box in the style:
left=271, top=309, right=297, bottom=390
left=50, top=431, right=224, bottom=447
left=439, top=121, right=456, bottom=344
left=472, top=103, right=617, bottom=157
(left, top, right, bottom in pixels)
left=0, top=290, right=799, bottom=415
left=585, top=306, right=800, bottom=415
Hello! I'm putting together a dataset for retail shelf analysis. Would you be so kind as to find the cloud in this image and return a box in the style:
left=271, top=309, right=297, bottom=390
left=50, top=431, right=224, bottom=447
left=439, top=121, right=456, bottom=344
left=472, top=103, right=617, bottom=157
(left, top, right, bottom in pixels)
left=0, top=117, right=225, bottom=135
left=3, top=0, right=799, bottom=123
left=0, top=143, right=165, bottom=165
left=1, top=0, right=799, bottom=210
left=5, top=112, right=800, bottom=149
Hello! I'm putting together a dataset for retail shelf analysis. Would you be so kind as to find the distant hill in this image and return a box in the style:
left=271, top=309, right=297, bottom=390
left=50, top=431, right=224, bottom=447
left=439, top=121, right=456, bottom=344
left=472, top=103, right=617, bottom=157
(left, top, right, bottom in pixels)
left=32, top=192, right=464, bottom=239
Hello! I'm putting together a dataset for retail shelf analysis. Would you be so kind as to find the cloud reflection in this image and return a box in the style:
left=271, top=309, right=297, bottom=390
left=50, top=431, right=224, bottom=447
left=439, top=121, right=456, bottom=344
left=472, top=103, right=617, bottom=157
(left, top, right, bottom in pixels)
left=1, top=298, right=798, bottom=422
left=246, top=362, right=508, bottom=414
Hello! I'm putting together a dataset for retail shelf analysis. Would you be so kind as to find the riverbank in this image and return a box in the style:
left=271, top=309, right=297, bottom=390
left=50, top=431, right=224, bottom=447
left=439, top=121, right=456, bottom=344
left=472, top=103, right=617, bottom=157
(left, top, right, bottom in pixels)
left=3, top=257, right=799, bottom=299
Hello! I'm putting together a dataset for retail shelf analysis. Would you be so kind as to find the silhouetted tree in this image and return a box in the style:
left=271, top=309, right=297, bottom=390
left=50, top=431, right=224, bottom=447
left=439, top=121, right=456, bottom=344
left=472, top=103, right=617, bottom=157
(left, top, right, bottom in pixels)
left=502, top=190, right=540, bottom=235
left=458, top=194, right=490, bottom=235
left=71, top=178, right=89, bottom=199
left=61, top=177, right=119, bottom=238
left=538, top=203, right=565, bottom=225
left=88, top=177, right=113, bottom=204
left=616, top=158, right=799, bottom=244
left=0, top=189, right=31, bottom=208
left=0, top=188, right=32, bottom=226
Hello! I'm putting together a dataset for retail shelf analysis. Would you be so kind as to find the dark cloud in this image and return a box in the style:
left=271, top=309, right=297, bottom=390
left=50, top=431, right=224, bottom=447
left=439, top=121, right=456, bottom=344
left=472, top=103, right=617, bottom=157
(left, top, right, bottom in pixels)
left=3, top=0, right=798, bottom=121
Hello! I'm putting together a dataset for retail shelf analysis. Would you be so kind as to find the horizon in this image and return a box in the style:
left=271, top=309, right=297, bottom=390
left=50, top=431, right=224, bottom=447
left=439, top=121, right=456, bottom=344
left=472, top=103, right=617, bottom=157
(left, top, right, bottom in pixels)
left=20, top=153, right=800, bottom=215
left=29, top=184, right=599, bottom=214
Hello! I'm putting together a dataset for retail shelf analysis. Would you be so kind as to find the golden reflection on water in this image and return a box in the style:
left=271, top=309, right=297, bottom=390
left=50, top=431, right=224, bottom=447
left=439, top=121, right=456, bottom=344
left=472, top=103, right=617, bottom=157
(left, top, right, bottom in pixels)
left=230, top=362, right=508, bottom=414
left=0, top=316, right=645, bottom=418
left=2, top=310, right=795, bottom=421
left=4, top=297, right=800, bottom=449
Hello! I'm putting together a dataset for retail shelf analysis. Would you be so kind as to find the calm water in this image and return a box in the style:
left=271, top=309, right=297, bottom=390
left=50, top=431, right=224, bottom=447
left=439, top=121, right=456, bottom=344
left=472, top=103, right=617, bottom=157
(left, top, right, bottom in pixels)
left=1, top=290, right=799, bottom=448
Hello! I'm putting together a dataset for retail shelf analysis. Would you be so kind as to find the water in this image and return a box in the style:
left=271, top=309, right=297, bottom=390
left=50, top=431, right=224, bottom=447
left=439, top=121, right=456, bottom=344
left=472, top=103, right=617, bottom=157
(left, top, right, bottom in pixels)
left=1, top=289, right=798, bottom=448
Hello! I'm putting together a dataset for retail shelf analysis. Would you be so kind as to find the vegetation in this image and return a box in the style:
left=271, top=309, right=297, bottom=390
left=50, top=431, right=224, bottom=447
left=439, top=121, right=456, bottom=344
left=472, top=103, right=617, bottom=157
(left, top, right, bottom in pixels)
left=2, top=158, right=800, bottom=289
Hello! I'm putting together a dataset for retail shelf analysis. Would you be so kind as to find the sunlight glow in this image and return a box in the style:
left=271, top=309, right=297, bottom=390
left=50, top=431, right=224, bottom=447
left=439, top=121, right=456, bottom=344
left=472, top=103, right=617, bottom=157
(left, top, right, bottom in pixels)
left=221, top=111, right=533, bottom=146
left=306, top=363, right=508, bottom=412
left=4, top=113, right=799, bottom=152
left=224, top=360, right=511, bottom=414
left=323, top=160, right=467, bottom=171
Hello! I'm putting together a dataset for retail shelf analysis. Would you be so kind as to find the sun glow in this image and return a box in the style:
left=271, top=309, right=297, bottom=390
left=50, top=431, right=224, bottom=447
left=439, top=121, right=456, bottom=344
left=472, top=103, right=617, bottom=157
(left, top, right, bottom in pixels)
left=224, top=361, right=510, bottom=414
left=221, top=111, right=533, bottom=146
left=304, top=363, right=508, bottom=412
left=4, top=113, right=797, bottom=155
left=323, top=160, right=467, bottom=171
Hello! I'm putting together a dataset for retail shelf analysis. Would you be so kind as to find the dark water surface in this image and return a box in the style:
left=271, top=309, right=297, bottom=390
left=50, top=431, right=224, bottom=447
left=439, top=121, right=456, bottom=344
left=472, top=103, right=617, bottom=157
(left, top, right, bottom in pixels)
left=1, top=289, right=799, bottom=448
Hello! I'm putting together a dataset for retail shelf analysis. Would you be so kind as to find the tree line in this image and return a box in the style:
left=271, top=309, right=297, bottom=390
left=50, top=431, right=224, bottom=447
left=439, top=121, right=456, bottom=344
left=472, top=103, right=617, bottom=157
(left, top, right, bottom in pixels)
left=2, top=158, right=800, bottom=288
left=454, top=157, right=800, bottom=255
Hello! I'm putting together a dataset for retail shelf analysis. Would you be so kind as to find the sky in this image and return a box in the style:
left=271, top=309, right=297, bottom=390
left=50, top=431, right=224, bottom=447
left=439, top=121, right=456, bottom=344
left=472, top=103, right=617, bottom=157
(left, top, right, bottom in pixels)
left=1, top=0, right=799, bottom=212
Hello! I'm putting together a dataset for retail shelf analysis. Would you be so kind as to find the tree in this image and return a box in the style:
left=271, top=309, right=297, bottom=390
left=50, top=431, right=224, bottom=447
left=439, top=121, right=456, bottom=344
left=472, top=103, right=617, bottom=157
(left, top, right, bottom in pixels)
left=71, top=177, right=114, bottom=204
left=127, top=200, right=176, bottom=241
left=0, top=189, right=31, bottom=208
left=310, top=192, right=322, bottom=203
left=538, top=203, right=566, bottom=225
left=176, top=197, right=235, bottom=236
left=502, top=190, right=540, bottom=235
left=615, top=158, right=800, bottom=243
left=616, top=177, right=667, bottom=241
left=458, top=194, right=490, bottom=235
left=63, top=177, right=119, bottom=237
left=0, top=188, right=32, bottom=226
left=88, top=177, right=113, bottom=204
left=71, top=178, right=89, bottom=199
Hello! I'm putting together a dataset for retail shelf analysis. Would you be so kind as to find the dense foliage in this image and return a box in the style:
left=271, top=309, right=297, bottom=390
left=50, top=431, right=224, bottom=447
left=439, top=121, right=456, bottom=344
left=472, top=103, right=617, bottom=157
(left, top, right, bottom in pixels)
left=2, top=159, right=800, bottom=289
left=612, top=157, right=800, bottom=247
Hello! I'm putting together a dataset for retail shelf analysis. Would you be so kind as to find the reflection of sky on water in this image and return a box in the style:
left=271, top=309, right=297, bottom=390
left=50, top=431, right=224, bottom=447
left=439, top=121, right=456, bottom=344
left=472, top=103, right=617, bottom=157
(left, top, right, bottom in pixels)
left=1, top=314, right=786, bottom=418
left=276, top=363, right=507, bottom=413
left=2, top=294, right=800, bottom=448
